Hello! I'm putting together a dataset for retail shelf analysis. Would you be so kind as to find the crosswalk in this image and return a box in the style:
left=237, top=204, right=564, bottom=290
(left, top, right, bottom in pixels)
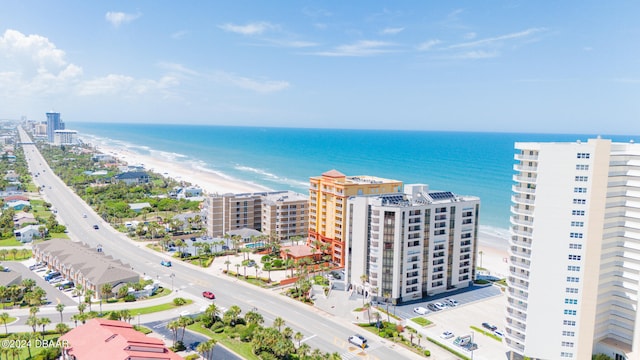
left=334, top=337, right=380, bottom=360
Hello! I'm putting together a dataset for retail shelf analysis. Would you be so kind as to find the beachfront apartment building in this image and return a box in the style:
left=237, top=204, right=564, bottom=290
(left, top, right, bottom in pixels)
left=345, top=184, right=480, bottom=304
left=53, top=129, right=78, bottom=145
left=204, top=190, right=308, bottom=241
left=46, top=112, right=64, bottom=142
left=309, top=170, right=403, bottom=267
left=506, top=138, right=640, bottom=360
left=261, top=191, right=309, bottom=241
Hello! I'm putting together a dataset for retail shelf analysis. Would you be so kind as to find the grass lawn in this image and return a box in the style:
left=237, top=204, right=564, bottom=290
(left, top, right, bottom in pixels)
left=0, top=238, right=24, bottom=247
left=0, top=248, right=32, bottom=259
left=4, top=333, right=64, bottom=360
left=187, top=322, right=259, bottom=360
left=411, top=317, right=432, bottom=327
left=470, top=325, right=502, bottom=342
left=130, top=299, right=193, bottom=316
left=48, top=232, right=69, bottom=239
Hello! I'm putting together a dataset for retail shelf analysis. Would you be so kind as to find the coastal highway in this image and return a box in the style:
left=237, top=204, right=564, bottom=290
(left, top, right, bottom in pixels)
left=18, top=127, right=418, bottom=360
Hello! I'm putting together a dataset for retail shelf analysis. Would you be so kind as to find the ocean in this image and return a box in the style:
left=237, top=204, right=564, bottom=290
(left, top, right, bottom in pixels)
left=66, top=122, right=638, bottom=233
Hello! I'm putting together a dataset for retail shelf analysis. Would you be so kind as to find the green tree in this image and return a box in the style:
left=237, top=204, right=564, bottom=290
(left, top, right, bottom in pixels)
left=273, top=316, right=285, bottom=331
left=56, top=303, right=65, bottom=323
left=196, top=338, right=217, bottom=360
left=56, top=322, right=70, bottom=335
left=38, top=316, right=51, bottom=334
left=0, top=312, right=9, bottom=334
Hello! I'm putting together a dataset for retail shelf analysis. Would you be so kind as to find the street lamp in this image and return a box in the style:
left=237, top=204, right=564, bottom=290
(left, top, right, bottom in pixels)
left=170, top=273, right=175, bottom=291
left=470, top=331, right=475, bottom=360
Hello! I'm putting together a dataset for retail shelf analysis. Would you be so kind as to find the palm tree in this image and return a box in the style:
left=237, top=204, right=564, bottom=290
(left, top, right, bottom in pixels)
left=77, top=303, right=87, bottom=315
left=19, top=332, right=34, bottom=359
left=225, top=259, right=231, bottom=273
left=294, top=331, right=304, bottom=347
left=254, top=263, right=260, bottom=279
left=0, top=285, right=6, bottom=309
left=56, top=322, right=70, bottom=336
left=27, top=315, right=38, bottom=333
left=196, top=339, right=217, bottom=360
left=56, top=303, right=65, bottom=323
left=297, top=343, right=311, bottom=358
left=264, top=262, right=273, bottom=282
left=167, top=319, right=180, bottom=344
left=0, top=312, right=9, bottom=334
left=244, top=310, right=264, bottom=325
left=85, top=289, right=95, bottom=312
left=273, top=316, right=285, bottom=331
left=282, top=326, right=293, bottom=339
left=120, top=309, right=132, bottom=323
left=235, top=264, right=240, bottom=278
left=383, top=291, right=391, bottom=323
left=360, top=274, right=368, bottom=306
left=205, top=303, right=220, bottom=324
left=227, top=305, right=242, bottom=325
left=178, top=316, right=194, bottom=342
left=21, top=278, right=36, bottom=292
left=39, top=317, right=51, bottom=335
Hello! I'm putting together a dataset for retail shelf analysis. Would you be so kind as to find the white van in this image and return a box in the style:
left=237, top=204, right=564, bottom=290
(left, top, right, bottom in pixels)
left=348, top=334, right=367, bottom=348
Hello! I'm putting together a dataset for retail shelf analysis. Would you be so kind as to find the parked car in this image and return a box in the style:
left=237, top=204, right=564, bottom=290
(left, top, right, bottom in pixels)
left=433, top=302, right=447, bottom=310
left=202, top=291, right=215, bottom=299
left=413, top=306, right=429, bottom=315
left=482, top=322, right=498, bottom=331
left=444, top=298, right=458, bottom=307
left=440, top=331, right=454, bottom=339
left=348, top=334, right=367, bottom=348
left=44, top=272, right=61, bottom=281
left=494, top=330, right=504, bottom=338
left=160, top=260, right=172, bottom=267
left=427, top=303, right=439, bottom=312
left=93, top=224, right=99, bottom=230
left=29, top=262, right=43, bottom=270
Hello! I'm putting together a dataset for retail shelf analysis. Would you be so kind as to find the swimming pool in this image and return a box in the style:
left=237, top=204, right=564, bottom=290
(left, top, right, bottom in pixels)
left=245, top=242, right=266, bottom=249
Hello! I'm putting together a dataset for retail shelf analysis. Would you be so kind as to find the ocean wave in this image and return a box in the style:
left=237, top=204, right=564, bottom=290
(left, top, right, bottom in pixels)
left=148, top=149, right=187, bottom=162
left=235, top=165, right=308, bottom=190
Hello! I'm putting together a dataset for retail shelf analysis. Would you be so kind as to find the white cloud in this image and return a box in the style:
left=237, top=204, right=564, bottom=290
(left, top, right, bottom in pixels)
left=171, top=30, right=189, bottom=40
left=417, top=39, right=442, bottom=51
left=380, top=27, right=405, bottom=35
left=105, top=11, right=142, bottom=27
left=463, top=32, right=477, bottom=40
left=452, top=50, right=498, bottom=59
left=76, top=74, right=135, bottom=95
left=448, top=28, right=546, bottom=49
left=158, top=62, right=199, bottom=76
left=313, top=40, right=396, bottom=57
left=214, top=71, right=290, bottom=93
left=219, top=22, right=278, bottom=35
left=0, top=29, right=83, bottom=95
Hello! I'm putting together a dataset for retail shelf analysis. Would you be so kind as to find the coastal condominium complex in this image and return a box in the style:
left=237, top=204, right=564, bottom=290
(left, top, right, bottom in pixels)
left=46, top=112, right=64, bottom=142
left=506, top=138, right=640, bottom=360
left=309, top=170, right=403, bottom=267
left=53, top=129, right=78, bottom=145
left=345, top=184, right=480, bottom=303
left=203, top=191, right=308, bottom=241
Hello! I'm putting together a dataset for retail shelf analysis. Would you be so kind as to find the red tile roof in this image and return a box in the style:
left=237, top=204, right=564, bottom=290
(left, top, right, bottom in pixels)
left=61, top=319, right=182, bottom=360
left=321, top=169, right=345, bottom=178
left=282, top=245, right=316, bottom=258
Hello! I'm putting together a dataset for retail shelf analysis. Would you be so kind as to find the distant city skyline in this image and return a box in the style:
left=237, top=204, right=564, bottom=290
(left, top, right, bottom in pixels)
left=1, top=1, right=638, bottom=135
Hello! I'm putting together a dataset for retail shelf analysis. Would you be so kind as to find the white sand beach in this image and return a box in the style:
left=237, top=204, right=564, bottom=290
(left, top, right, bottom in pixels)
left=94, top=144, right=271, bottom=195
left=95, top=142, right=510, bottom=277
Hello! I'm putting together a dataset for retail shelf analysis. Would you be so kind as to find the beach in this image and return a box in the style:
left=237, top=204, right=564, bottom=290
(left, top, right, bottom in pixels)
left=95, top=142, right=510, bottom=276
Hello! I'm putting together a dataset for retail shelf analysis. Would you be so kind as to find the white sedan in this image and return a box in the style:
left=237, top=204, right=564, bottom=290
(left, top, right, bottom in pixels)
left=413, top=306, right=429, bottom=315
left=440, top=331, right=454, bottom=339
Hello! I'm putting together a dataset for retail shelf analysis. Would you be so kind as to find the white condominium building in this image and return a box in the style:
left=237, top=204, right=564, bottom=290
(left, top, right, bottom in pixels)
left=346, top=184, right=480, bottom=304
left=506, top=138, right=640, bottom=360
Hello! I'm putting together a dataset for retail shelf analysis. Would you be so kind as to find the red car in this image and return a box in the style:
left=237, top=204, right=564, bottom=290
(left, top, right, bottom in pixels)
left=202, top=291, right=215, bottom=299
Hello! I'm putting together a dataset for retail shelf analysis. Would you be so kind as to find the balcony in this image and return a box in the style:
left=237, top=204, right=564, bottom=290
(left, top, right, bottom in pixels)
left=507, top=298, right=528, bottom=312
left=514, top=153, right=538, bottom=161
left=506, top=318, right=527, bottom=332
left=505, top=328, right=526, bottom=343
left=509, top=268, right=530, bottom=281
left=512, top=228, right=533, bottom=239
left=507, top=277, right=529, bottom=291
left=507, top=287, right=529, bottom=301
left=506, top=308, right=527, bottom=322
left=513, top=163, right=538, bottom=173
left=513, top=174, right=537, bottom=184
left=510, top=215, right=533, bottom=227
left=511, top=194, right=535, bottom=205
left=512, top=184, right=536, bottom=195
left=511, top=205, right=533, bottom=216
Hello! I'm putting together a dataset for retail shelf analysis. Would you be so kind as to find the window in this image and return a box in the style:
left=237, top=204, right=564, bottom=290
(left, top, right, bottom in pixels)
left=562, top=331, right=575, bottom=336
left=561, top=352, right=574, bottom=358
left=564, top=309, right=577, bottom=315
left=572, top=199, right=586, bottom=205
left=563, top=320, right=576, bottom=326
left=577, top=153, right=590, bottom=159
left=566, top=277, right=580, bottom=282
left=567, top=266, right=580, bottom=271
left=568, top=255, right=581, bottom=261
left=571, top=221, right=584, bottom=227
left=573, top=187, right=587, bottom=193
left=566, top=288, right=579, bottom=294
left=564, top=298, right=578, bottom=305
left=562, top=342, right=574, bottom=347
left=571, top=210, right=585, bottom=216
left=570, top=233, right=583, bottom=239
left=575, top=176, right=588, bottom=182
left=569, top=243, right=582, bottom=250
left=576, top=164, right=589, bottom=170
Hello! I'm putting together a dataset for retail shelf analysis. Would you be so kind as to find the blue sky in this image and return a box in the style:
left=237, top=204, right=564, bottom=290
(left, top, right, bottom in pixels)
left=0, top=1, right=638, bottom=134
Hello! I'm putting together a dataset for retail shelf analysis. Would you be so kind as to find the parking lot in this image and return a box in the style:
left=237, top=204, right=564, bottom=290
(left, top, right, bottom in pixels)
left=6, top=260, right=77, bottom=307
left=402, top=287, right=509, bottom=360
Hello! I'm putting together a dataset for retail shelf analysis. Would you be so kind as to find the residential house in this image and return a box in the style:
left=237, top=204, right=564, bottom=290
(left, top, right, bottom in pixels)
left=13, top=212, right=37, bottom=227
left=14, top=224, right=42, bottom=243
left=4, top=200, right=29, bottom=210
left=0, top=271, right=21, bottom=287
left=3, top=170, right=18, bottom=182
left=113, top=171, right=150, bottom=185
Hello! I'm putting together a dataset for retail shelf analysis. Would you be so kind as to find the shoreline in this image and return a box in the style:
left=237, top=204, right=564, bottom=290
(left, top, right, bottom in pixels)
left=93, top=139, right=510, bottom=277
